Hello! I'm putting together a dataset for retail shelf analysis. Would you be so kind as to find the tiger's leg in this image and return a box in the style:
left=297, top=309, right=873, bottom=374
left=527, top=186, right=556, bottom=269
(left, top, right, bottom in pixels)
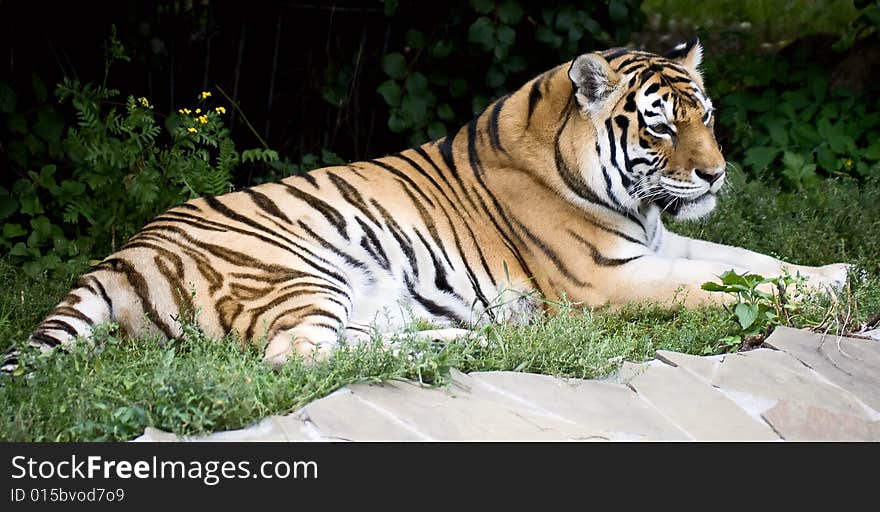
left=605, top=256, right=762, bottom=307
left=260, top=287, right=354, bottom=368
left=658, top=229, right=850, bottom=290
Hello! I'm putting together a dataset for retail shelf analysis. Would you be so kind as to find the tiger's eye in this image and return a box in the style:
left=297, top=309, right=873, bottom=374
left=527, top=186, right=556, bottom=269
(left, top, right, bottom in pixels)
left=650, top=124, right=674, bottom=136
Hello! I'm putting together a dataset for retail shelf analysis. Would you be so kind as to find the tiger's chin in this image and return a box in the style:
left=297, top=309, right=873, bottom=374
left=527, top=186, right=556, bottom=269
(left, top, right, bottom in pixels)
left=657, top=193, right=717, bottom=221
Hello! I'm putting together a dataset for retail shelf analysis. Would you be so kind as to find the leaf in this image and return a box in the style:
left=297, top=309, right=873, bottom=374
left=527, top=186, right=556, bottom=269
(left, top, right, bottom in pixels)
left=498, top=1, right=524, bottom=24
left=467, top=17, right=495, bottom=49
left=429, top=40, right=455, bottom=59
left=383, top=0, right=399, bottom=16
left=388, top=110, right=407, bottom=133
left=0, top=82, right=15, bottom=113
left=404, top=30, right=426, bottom=50
left=735, top=302, right=759, bottom=330
left=863, top=143, right=880, bottom=160
left=400, top=94, right=428, bottom=122
left=7, top=112, right=27, bottom=134
left=470, top=0, right=495, bottom=14
left=0, top=187, right=18, bottom=220
left=608, top=0, right=629, bottom=22
left=782, top=150, right=805, bottom=172
left=496, top=24, right=516, bottom=47
left=701, top=281, right=728, bottom=292
left=10, top=242, right=28, bottom=257
left=28, top=215, right=53, bottom=245
left=381, top=53, right=407, bottom=80
left=2, top=222, right=26, bottom=239
left=437, top=103, right=455, bottom=121
left=486, top=67, right=506, bottom=88
left=34, top=109, right=65, bottom=147
left=472, top=95, right=490, bottom=115
left=19, top=193, right=42, bottom=216
left=377, top=80, right=402, bottom=107
left=719, top=270, right=752, bottom=287
left=816, top=145, right=838, bottom=172
left=743, top=146, right=780, bottom=171
left=536, top=25, right=563, bottom=48
left=32, top=74, right=48, bottom=103
left=765, top=118, right=789, bottom=147
left=404, top=72, right=428, bottom=95
left=427, top=122, right=446, bottom=140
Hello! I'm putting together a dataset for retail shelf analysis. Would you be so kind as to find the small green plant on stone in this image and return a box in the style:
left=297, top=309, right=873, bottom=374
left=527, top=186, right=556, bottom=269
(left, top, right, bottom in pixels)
left=701, top=270, right=800, bottom=353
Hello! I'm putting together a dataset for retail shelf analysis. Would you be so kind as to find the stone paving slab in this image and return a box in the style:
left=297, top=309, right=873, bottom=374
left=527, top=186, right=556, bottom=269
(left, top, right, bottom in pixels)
left=764, top=326, right=880, bottom=413
left=624, top=362, right=779, bottom=441
left=134, top=415, right=310, bottom=442
left=655, top=350, right=723, bottom=382
left=294, top=388, right=426, bottom=441
left=347, top=378, right=572, bottom=440
left=134, top=327, right=880, bottom=442
left=762, top=399, right=880, bottom=441
left=712, top=348, right=875, bottom=420
left=465, top=371, right=690, bottom=440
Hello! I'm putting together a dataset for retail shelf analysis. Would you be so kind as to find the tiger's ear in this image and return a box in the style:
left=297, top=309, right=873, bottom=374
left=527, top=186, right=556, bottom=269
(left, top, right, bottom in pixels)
left=568, top=53, right=621, bottom=111
left=665, top=37, right=703, bottom=75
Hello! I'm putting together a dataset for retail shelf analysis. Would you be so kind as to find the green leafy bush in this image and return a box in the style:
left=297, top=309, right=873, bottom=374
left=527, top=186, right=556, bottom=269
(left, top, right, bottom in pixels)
left=0, top=32, right=278, bottom=278
left=707, top=53, right=880, bottom=188
left=701, top=270, right=800, bottom=352
left=376, top=0, right=645, bottom=145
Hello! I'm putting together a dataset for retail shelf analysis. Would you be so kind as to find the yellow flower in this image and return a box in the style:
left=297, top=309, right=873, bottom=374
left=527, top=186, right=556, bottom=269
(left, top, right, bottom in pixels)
left=214, top=106, right=226, bottom=114
left=200, top=91, right=212, bottom=99
left=179, top=108, right=191, bottom=115
left=195, top=108, right=201, bottom=114
left=198, top=115, right=208, bottom=124
left=187, top=127, right=198, bottom=133
left=138, top=97, right=150, bottom=107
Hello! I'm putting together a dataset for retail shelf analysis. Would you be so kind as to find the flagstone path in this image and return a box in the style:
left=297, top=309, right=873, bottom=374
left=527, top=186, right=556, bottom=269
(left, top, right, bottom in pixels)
left=134, top=326, right=880, bottom=442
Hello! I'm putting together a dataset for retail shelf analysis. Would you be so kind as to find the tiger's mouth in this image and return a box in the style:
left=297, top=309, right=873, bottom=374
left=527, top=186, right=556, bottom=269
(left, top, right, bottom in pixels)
left=653, top=189, right=717, bottom=220
left=658, top=176, right=712, bottom=201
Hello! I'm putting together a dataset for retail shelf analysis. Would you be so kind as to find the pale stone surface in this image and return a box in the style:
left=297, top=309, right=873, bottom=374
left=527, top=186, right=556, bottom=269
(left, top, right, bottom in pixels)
left=761, top=399, right=880, bottom=441
left=133, top=416, right=309, bottom=442
left=466, top=371, right=690, bottom=440
left=257, top=415, right=314, bottom=441
left=614, top=361, right=649, bottom=382
left=349, top=379, right=571, bottom=440
left=627, top=363, right=779, bottom=441
left=764, top=326, right=880, bottom=413
left=655, top=350, right=722, bottom=382
left=712, top=349, right=874, bottom=420
left=133, top=427, right=181, bottom=442
left=190, top=416, right=293, bottom=442
left=295, top=388, right=426, bottom=441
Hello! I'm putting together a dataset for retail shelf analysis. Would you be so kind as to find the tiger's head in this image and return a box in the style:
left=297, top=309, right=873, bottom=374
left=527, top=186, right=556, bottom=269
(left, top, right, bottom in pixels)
left=567, top=38, right=725, bottom=221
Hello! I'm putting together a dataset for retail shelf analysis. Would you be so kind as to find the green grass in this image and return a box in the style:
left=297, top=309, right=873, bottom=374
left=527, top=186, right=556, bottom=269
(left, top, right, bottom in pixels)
left=2, top=170, right=879, bottom=441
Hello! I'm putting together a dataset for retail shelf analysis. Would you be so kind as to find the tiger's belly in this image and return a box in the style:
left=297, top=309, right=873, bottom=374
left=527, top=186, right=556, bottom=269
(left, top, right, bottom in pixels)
left=163, top=170, right=541, bottom=345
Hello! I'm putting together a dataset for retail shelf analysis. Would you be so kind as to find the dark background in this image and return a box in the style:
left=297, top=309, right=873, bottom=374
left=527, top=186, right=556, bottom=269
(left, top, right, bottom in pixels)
left=0, top=0, right=642, bottom=164
left=0, top=0, right=877, bottom=271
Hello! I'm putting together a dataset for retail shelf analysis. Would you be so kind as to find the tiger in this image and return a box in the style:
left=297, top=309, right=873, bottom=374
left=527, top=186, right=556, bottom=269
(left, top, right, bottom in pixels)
left=2, top=38, right=850, bottom=373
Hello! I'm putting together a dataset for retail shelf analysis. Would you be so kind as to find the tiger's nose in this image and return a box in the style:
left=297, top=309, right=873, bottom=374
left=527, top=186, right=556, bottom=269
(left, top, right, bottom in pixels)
left=695, top=168, right=724, bottom=184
